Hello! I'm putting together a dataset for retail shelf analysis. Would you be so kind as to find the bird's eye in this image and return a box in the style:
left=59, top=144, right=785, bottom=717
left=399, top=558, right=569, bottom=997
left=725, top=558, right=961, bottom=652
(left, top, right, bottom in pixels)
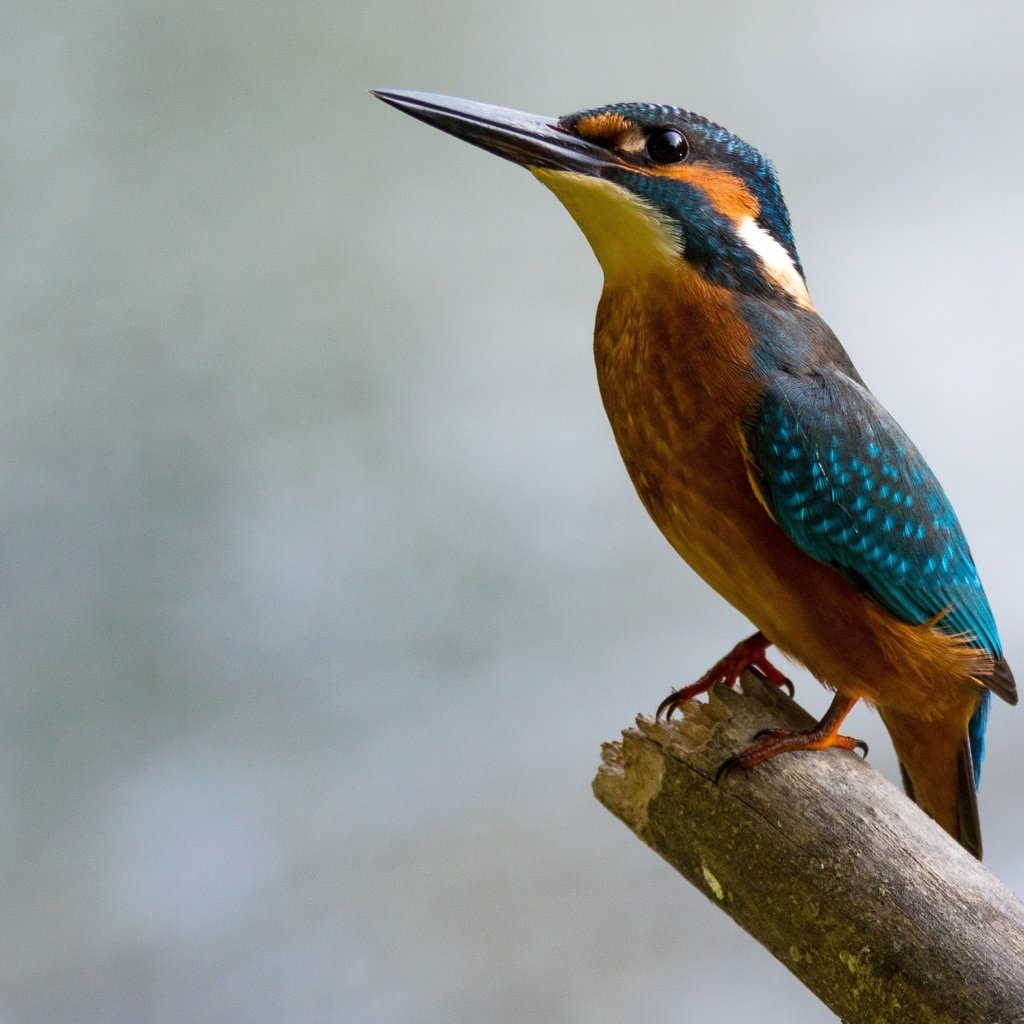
left=646, top=128, right=688, bottom=164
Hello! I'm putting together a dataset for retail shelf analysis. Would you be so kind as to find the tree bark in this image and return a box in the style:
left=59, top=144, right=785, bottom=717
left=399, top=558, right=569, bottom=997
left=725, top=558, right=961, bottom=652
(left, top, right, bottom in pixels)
left=593, top=675, right=1024, bottom=1024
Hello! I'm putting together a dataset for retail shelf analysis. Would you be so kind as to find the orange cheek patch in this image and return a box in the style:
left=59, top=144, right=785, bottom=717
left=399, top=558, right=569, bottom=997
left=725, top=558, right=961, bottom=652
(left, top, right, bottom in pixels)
left=575, top=112, right=632, bottom=140
left=659, top=165, right=760, bottom=222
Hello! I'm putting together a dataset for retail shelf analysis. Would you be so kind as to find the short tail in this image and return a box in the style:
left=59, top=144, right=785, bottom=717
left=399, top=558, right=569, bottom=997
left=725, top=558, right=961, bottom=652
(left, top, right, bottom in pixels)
left=967, top=689, right=992, bottom=787
left=879, top=701, right=984, bottom=859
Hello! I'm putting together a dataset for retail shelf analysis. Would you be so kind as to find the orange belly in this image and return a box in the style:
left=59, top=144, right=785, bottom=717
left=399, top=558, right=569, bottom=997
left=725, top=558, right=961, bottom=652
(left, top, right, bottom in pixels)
left=594, top=274, right=986, bottom=727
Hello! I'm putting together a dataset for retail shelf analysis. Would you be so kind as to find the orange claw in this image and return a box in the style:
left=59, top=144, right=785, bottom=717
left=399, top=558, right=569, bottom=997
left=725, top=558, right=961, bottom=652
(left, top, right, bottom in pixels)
left=715, top=693, right=867, bottom=784
left=656, top=631, right=793, bottom=721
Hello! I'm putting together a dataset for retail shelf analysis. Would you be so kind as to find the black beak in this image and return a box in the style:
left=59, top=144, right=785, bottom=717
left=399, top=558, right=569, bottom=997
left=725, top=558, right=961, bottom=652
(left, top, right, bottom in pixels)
left=370, top=89, right=618, bottom=176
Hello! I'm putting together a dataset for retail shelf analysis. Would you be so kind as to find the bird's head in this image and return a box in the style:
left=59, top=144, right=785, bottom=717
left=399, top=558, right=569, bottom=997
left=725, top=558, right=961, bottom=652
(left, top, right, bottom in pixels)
left=372, top=90, right=811, bottom=309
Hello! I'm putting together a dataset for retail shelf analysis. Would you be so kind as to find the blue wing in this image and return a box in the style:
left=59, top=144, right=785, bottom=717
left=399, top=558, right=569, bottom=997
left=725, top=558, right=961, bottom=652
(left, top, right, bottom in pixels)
left=744, top=369, right=1003, bottom=661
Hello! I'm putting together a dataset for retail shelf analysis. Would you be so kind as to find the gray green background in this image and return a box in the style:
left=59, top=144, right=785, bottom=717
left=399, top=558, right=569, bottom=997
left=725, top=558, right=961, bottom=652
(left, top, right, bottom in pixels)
left=6, top=1, right=1024, bottom=1021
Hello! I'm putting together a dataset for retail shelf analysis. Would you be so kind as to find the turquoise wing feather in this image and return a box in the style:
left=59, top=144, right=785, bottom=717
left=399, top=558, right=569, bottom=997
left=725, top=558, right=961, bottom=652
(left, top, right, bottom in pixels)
left=744, top=369, right=1002, bottom=660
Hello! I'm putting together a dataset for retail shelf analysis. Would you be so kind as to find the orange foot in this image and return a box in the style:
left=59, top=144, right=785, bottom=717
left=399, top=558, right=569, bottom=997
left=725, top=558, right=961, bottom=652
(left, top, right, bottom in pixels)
left=656, top=631, right=793, bottom=722
left=716, top=693, right=868, bottom=784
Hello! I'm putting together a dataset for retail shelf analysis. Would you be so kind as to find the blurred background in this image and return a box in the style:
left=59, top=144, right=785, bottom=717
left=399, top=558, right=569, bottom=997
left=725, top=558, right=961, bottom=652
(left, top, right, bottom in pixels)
left=5, top=1, right=1024, bottom=1021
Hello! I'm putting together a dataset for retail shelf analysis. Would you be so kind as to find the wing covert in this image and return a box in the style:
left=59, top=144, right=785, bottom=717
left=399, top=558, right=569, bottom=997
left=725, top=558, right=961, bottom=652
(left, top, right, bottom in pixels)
left=743, top=370, right=1002, bottom=660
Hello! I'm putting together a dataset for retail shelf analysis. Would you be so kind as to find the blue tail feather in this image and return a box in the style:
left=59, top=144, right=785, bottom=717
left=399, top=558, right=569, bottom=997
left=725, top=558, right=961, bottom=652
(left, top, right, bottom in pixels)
left=968, top=689, right=991, bottom=787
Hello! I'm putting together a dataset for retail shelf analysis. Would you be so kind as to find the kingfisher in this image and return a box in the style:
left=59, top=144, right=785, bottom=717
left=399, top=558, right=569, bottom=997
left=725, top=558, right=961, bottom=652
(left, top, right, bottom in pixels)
left=372, top=88, right=1016, bottom=858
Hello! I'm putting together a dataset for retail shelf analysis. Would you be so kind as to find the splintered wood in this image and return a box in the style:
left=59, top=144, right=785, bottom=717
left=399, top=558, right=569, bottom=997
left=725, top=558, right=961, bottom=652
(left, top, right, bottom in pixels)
left=594, top=676, right=1024, bottom=1024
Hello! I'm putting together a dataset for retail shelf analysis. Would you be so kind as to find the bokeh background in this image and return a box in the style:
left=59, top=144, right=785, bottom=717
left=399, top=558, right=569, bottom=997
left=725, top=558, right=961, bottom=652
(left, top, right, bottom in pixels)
left=5, top=1, right=1024, bottom=1021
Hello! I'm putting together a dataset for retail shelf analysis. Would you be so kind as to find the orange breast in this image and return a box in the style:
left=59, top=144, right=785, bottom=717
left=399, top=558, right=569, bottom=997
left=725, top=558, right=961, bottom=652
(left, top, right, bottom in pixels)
left=594, top=270, right=986, bottom=723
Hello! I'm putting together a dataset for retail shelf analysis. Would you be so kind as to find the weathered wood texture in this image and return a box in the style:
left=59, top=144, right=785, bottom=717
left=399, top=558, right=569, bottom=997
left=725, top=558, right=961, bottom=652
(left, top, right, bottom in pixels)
left=593, top=675, right=1024, bottom=1024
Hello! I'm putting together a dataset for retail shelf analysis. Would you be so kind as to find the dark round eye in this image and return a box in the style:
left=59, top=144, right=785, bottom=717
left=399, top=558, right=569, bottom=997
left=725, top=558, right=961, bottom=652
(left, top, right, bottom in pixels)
left=646, top=128, right=688, bottom=164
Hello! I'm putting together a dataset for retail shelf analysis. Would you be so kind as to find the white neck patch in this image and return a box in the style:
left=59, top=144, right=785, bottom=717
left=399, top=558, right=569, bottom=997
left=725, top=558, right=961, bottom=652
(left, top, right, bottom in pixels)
left=736, top=216, right=813, bottom=309
left=531, top=167, right=814, bottom=308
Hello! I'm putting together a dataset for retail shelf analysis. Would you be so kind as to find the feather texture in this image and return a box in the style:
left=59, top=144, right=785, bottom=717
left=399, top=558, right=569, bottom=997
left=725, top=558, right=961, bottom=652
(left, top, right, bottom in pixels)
left=745, top=370, right=1002, bottom=659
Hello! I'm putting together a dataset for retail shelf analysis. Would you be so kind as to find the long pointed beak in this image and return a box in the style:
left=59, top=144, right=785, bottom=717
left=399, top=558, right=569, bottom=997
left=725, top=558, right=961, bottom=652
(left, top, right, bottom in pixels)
left=370, top=89, right=618, bottom=176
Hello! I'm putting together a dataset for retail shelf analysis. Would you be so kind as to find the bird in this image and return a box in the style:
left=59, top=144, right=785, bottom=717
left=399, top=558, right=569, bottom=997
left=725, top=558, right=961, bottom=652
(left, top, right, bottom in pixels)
left=371, top=88, right=1016, bottom=858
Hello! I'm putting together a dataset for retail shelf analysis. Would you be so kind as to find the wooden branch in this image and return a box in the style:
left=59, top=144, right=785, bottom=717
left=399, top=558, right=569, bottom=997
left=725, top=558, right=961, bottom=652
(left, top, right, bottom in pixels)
left=593, top=675, right=1024, bottom=1024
